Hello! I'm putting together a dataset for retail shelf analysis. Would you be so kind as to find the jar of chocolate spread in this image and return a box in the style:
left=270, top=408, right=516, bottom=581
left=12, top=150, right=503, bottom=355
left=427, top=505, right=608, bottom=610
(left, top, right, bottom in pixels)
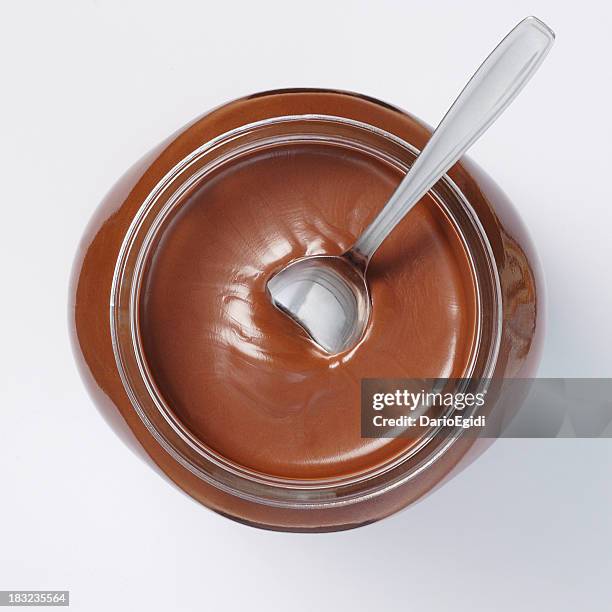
left=70, top=89, right=543, bottom=531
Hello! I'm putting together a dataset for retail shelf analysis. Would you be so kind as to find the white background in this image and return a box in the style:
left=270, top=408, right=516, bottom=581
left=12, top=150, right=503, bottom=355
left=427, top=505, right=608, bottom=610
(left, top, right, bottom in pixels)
left=1, top=1, right=611, bottom=610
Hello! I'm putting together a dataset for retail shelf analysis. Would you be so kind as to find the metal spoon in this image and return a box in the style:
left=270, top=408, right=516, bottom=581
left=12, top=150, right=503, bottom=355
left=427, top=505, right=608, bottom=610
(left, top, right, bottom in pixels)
left=267, top=16, right=554, bottom=355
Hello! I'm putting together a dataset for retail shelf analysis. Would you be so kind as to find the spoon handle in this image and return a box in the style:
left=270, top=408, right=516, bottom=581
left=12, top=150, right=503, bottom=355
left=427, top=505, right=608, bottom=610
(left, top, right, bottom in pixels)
left=350, top=16, right=555, bottom=265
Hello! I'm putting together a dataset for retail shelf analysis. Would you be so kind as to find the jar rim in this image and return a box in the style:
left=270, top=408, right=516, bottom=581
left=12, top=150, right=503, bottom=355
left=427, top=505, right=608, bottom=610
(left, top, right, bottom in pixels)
left=110, top=111, right=502, bottom=509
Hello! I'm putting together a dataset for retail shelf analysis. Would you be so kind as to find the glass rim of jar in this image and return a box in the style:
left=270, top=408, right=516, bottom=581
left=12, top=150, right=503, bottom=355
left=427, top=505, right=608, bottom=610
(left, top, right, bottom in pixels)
left=109, top=112, right=503, bottom=509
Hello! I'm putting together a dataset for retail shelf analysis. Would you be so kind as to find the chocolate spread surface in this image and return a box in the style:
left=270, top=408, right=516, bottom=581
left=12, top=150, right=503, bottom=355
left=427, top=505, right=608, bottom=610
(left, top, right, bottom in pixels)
left=139, top=142, right=477, bottom=480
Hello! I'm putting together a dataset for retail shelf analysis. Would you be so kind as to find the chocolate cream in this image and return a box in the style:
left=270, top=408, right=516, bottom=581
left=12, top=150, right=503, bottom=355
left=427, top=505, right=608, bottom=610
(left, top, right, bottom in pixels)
left=139, top=141, right=478, bottom=481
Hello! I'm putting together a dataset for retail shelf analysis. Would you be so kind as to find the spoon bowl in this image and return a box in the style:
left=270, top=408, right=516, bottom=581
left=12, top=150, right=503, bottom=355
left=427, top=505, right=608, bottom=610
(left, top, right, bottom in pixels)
left=267, top=254, right=370, bottom=354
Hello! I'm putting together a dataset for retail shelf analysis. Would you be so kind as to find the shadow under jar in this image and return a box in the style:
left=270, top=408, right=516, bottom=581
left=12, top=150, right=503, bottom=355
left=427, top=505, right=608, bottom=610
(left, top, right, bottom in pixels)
left=70, top=89, right=543, bottom=532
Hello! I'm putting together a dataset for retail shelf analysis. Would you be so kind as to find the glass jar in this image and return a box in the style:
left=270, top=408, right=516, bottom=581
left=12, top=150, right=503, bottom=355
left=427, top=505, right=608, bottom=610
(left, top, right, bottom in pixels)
left=70, top=89, right=543, bottom=531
